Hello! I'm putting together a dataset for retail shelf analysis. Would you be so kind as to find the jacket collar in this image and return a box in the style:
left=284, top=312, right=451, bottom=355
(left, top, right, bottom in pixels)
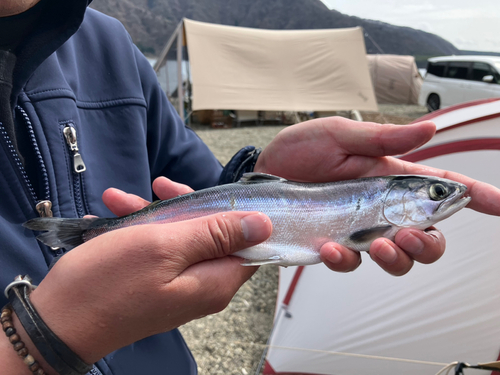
left=12, top=0, right=89, bottom=107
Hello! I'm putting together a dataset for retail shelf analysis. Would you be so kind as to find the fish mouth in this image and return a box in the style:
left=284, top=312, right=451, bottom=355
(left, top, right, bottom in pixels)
left=435, top=185, right=471, bottom=221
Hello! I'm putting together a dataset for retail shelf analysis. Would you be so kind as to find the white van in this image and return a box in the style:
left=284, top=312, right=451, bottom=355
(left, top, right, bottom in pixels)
left=418, top=55, right=500, bottom=111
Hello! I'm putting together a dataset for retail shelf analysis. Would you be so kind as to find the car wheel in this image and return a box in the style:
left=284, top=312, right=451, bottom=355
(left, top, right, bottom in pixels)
left=426, top=94, right=440, bottom=112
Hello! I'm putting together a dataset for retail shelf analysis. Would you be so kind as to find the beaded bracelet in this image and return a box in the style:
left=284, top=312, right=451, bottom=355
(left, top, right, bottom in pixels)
left=5, top=275, right=91, bottom=375
left=1, top=305, right=46, bottom=375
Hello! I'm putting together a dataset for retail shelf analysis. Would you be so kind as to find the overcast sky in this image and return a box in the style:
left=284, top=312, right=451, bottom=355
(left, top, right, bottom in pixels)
left=320, top=0, right=500, bottom=53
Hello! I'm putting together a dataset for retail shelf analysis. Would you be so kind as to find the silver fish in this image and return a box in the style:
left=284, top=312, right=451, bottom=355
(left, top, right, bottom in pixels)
left=24, top=173, right=470, bottom=267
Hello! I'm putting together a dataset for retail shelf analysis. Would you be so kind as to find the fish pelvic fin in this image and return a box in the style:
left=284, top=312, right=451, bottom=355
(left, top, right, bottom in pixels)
left=23, top=217, right=100, bottom=249
left=240, top=255, right=284, bottom=266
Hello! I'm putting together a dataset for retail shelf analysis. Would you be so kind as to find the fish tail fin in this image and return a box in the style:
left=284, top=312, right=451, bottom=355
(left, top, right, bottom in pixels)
left=23, top=217, right=100, bottom=249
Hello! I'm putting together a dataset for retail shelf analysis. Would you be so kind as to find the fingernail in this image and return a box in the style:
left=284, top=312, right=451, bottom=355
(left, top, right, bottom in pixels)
left=399, top=232, right=424, bottom=255
left=325, top=246, right=343, bottom=264
left=377, top=241, right=398, bottom=264
left=241, top=213, right=270, bottom=242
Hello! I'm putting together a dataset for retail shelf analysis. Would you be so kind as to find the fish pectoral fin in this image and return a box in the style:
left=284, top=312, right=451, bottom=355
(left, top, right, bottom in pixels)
left=239, top=173, right=288, bottom=183
left=349, top=225, right=393, bottom=244
left=240, top=255, right=283, bottom=266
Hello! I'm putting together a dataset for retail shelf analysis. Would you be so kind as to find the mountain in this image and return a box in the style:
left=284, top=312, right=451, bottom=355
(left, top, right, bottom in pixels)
left=90, top=0, right=460, bottom=58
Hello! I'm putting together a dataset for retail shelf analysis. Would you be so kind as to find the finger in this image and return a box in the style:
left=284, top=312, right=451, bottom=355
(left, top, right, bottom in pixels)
left=404, top=166, right=500, bottom=216
left=169, top=256, right=259, bottom=318
left=254, top=118, right=437, bottom=182
left=318, top=117, right=436, bottom=157
left=369, top=238, right=414, bottom=276
left=164, top=211, right=273, bottom=267
left=363, top=159, right=500, bottom=216
left=152, top=176, right=194, bottom=200
left=102, top=188, right=150, bottom=217
left=395, top=228, right=446, bottom=264
left=320, top=242, right=362, bottom=272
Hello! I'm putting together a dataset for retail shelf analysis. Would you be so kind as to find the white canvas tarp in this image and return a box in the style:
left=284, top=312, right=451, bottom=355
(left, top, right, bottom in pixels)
left=183, top=19, right=377, bottom=112
left=264, top=99, right=500, bottom=375
left=367, top=54, right=423, bottom=105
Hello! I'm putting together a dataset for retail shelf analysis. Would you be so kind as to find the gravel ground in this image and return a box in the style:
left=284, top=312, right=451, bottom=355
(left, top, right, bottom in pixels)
left=361, top=104, right=428, bottom=125
left=179, top=105, right=428, bottom=375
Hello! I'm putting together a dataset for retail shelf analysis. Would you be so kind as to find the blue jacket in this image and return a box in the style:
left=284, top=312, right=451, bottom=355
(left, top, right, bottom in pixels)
left=0, top=3, right=225, bottom=374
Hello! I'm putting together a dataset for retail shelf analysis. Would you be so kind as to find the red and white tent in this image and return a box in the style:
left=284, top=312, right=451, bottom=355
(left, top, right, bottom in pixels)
left=264, top=98, right=500, bottom=375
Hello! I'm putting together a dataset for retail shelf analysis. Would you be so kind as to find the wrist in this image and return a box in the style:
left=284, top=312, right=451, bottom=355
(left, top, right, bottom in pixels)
left=1, top=303, right=58, bottom=375
left=253, top=152, right=266, bottom=173
left=10, top=311, right=59, bottom=375
left=28, top=281, right=104, bottom=365
left=5, top=274, right=98, bottom=373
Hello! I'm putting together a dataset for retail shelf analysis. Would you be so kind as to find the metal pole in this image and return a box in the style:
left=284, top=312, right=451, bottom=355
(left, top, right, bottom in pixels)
left=177, top=30, right=184, bottom=123
left=154, top=20, right=184, bottom=72
left=351, top=110, right=363, bottom=121
left=364, top=30, right=385, bottom=54
left=186, top=46, right=192, bottom=126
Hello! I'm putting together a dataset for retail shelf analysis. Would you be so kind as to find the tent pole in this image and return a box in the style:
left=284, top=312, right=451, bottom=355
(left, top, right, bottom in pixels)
left=364, top=31, right=385, bottom=54
left=165, top=63, right=170, bottom=98
left=186, top=44, right=192, bottom=126
left=351, top=110, right=363, bottom=121
left=177, top=30, right=184, bottom=123
left=154, top=20, right=184, bottom=72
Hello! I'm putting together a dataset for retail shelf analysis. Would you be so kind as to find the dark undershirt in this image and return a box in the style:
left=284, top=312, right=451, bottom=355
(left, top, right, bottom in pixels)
left=0, top=1, right=47, bottom=194
left=0, top=1, right=46, bottom=52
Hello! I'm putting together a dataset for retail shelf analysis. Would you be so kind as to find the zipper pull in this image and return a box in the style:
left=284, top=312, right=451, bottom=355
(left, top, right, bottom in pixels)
left=63, top=125, right=86, bottom=173
left=36, top=200, right=53, bottom=218
left=36, top=200, right=60, bottom=251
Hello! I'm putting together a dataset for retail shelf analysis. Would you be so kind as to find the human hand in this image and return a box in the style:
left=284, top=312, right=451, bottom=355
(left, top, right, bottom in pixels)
left=28, top=179, right=272, bottom=365
left=101, top=176, right=195, bottom=216
left=254, top=117, right=500, bottom=275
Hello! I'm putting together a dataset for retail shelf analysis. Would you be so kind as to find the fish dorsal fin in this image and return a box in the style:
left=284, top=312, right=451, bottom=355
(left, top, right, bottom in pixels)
left=143, top=200, right=164, bottom=210
left=239, top=172, right=288, bottom=183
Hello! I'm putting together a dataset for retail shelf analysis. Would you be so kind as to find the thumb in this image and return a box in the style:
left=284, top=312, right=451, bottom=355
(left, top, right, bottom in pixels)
left=330, top=118, right=437, bottom=157
left=166, top=211, right=272, bottom=266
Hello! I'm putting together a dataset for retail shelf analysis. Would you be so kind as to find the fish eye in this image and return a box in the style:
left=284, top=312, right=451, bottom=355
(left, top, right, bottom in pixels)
left=429, top=183, right=449, bottom=201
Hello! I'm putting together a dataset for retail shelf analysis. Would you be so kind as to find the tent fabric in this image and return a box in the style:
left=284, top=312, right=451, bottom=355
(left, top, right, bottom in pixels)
left=411, top=98, right=500, bottom=130
left=367, top=54, right=422, bottom=104
left=183, top=18, right=378, bottom=112
left=264, top=100, right=500, bottom=374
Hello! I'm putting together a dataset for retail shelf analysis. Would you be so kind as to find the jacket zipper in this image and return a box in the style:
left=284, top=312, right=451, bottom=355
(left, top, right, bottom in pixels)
left=0, top=123, right=38, bottom=203
left=16, top=107, right=62, bottom=252
left=0, top=107, right=51, bottom=208
left=0, top=107, right=60, bottom=252
left=63, top=124, right=87, bottom=218
left=16, top=106, right=51, bottom=204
